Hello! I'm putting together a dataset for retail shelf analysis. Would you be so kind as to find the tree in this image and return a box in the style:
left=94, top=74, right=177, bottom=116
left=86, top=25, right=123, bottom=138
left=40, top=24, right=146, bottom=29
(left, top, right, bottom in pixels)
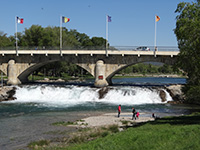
left=69, top=30, right=92, bottom=49
left=91, top=37, right=106, bottom=50
left=42, top=26, right=58, bottom=47
left=23, top=25, right=44, bottom=47
left=158, top=64, right=173, bottom=74
left=174, top=0, right=200, bottom=104
left=2, top=25, right=107, bottom=50
left=0, top=32, right=13, bottom=47
left=63, top=29, right=81, bottom=49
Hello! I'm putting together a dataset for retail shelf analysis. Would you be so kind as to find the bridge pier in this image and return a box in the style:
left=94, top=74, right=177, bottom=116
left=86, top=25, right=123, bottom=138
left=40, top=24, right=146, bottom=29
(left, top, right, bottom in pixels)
left=7, top=60, right=21, bottom=85
left=94, top=60, right=109, bottom=87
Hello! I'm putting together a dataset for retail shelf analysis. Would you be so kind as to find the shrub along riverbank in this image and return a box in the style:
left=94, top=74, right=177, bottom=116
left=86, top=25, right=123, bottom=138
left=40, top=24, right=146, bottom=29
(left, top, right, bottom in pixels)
left=32, top=112, right=200, bottom=150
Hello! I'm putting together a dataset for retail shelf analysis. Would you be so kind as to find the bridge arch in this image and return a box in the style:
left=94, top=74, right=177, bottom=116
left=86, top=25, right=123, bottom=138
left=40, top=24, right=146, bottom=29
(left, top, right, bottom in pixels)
left=105, top=57, right=177, bottom=85
left=14, top=59, right=95, bottom=84
left=18, top=61, right=54, bottom=83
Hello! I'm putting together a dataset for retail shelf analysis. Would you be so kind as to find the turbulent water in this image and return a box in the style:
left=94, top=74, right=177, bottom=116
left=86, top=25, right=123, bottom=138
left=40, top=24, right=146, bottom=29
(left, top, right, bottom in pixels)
left=12, top=85, right=172, bottom=106
left=0, top=77, right=191, bottom=118
left=1, top=77, right=196, bottom=119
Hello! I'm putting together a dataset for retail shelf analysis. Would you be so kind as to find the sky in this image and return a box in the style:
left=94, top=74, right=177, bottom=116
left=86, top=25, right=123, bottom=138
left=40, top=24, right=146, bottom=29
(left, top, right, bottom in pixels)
left=0, top=0, right=194, bottom=47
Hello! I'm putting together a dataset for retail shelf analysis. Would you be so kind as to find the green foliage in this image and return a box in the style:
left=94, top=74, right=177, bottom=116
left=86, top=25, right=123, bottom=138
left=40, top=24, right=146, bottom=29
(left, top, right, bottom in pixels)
left=107, top=124, right=119, bottom=133
left=0, top=31, right=14, bottom=47
left=101, top=131, right=109, bottom=137
left=120, top=120, right=130, bottom=126
left=52, top=121, right=77, bottom=126
left=182, top=85, right=200, bottom=104
left=119, top=63, right=178, bottom=75
left=28, top=139, right=50, bottom=148
left=91, top=37, right=106, bottom=49
left=174, top=1, right=200, bottom=103
left=23, top=25, right=44, bottom=46
left=0, top=25, right=107, bottom=50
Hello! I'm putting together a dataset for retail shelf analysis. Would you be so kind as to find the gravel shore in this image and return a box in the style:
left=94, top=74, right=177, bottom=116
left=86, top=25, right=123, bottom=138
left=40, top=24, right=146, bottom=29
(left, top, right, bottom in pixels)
left=76, top=112, right=155, bottom=128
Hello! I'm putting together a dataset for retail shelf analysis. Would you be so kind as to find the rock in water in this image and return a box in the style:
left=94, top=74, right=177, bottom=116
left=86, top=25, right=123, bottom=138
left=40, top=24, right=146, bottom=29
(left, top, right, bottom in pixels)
left=98, top=87, right=109, bottom=99
left=0, top=86, right=16, bottom=102
left=166, top=85, right=185, bottom=103
left=159, top=90, right=166, bottom=102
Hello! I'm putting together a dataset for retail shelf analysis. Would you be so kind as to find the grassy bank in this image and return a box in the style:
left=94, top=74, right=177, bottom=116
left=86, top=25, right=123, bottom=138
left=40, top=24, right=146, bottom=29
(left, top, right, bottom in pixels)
left=31, top=112, right=200, bottom=150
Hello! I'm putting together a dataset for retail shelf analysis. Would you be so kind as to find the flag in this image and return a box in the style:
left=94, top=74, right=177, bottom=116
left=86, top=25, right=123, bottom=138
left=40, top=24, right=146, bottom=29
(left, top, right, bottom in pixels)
left=62, top=16, right=70, bottom=23
left=107, top=15, right=111, bottom=22
left=17, top=17, right=24, bottom=24
left=156, top=15, right=160, bottom=22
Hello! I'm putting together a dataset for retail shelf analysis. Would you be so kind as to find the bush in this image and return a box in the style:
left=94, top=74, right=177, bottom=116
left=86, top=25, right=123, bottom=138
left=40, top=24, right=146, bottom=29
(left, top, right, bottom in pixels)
left=183, top=85, right=200, bottom=104
left=101, top=131, right=109, bottom=137
left=108, top=125, right=119, bottom=133
left=28, top=140, right=50, bottom=148
left=52, top=121, right=76, bottom=126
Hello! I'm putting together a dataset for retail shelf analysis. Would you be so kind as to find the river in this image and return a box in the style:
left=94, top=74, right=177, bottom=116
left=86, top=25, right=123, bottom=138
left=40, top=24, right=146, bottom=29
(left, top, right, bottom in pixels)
left=1, top=77, right=200, bottom=149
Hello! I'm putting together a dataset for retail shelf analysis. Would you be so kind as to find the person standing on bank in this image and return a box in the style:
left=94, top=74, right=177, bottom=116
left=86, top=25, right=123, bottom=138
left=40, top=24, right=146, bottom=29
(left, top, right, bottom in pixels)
left=118, top=105, right=121, bottom=117
left=132, top=107, right=136, bottom=120
left=136, top=112, right=140, bottom=119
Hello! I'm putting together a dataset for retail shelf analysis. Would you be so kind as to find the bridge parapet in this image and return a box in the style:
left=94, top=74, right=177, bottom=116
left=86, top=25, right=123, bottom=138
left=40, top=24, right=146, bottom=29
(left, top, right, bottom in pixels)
left=0, top=46, right=179, bottom=51
left=0, top=50, right=179, bottom=57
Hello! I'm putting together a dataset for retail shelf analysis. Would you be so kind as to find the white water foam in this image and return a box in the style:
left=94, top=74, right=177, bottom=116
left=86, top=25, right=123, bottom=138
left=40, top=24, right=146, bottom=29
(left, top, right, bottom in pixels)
left=100, top=87, right=172, bottom=105
left=6, top=85, right=172, bottom=107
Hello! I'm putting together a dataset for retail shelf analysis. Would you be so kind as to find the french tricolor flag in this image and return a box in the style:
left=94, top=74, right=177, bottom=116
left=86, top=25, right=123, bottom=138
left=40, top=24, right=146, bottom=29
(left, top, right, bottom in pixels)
left=17, top=16, right=24, bottom=24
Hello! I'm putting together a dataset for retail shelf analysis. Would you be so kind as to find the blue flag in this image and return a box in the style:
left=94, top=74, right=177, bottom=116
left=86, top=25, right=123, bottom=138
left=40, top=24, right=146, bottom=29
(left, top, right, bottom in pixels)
left=107, top=15, right=111, bottom=22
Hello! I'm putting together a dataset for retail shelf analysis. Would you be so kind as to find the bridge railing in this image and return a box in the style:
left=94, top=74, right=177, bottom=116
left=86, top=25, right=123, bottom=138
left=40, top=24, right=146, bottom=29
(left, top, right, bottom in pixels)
left=0, top=46, right=106, bottom=50
left=0, top=46, right=179, bottom=51
left=113, top=46, right=179, bottom=51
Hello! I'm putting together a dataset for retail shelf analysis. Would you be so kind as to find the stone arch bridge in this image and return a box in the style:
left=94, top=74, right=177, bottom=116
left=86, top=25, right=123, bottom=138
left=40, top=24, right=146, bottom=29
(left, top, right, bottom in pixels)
left=0, top=50, right=179, bottom=87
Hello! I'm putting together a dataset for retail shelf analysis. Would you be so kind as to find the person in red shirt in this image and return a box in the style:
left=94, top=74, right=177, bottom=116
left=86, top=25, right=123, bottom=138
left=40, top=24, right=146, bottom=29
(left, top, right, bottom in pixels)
left=136, top=112, right=140, bottom=119
left=118, top=105, right=121, bottom=117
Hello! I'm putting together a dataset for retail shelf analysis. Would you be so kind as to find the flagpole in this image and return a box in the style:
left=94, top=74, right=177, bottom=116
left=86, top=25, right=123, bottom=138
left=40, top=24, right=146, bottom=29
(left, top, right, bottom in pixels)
left=15, top=16, right=18, bottom=56
left=60, top=15, right=62, bottom=56
left=106, top=15, right=108, bottom=57
left=154, top=15, right=157, bottom=51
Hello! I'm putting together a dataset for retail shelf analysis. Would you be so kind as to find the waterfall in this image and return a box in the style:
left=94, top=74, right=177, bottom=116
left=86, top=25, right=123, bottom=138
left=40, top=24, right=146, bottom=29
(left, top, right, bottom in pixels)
left=5, top=85, right=173, bottom=107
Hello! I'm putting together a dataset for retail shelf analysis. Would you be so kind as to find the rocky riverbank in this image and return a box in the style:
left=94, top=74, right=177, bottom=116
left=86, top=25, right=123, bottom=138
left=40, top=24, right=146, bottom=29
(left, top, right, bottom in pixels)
left=0, top=86, right=16, bottom=102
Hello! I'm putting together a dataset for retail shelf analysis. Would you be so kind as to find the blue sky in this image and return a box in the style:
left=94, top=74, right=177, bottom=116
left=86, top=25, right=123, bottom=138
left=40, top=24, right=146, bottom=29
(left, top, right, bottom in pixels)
left=0, top=0, right=194, bottom=46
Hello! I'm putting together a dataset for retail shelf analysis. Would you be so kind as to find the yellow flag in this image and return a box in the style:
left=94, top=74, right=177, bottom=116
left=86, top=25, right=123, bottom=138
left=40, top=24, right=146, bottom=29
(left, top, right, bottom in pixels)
left=156, top=15, right=160, bottom=22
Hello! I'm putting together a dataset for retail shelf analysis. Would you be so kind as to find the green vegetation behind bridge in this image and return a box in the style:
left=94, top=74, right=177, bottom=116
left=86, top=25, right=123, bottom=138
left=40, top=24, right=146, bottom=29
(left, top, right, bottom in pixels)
left=0, top=25, right=106, bottom=50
